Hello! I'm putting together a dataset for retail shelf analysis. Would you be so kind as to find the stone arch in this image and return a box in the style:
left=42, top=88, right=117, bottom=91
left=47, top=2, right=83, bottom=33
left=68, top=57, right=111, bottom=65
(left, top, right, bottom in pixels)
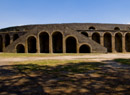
left=81, top=32, right=88, bottom=37
left=52, top=31, right=63, bottom=53
left=114, top=27, right=120, bottom=31
left=114, top=32, right=123, bottom=37
left=66, top=36, right=77, bottom=53
left=5, top=34, right=10, bottom=47
left=104, top=33, right=112, bottom=52
left=0, top=35, right=3, bottom=52
left=125, top=33, right=130, bottom=52
left=13, top=34, right=19, bottom=41
left=89, top=26, right=95, bottom=30
left=115, top=33, right=122, bottom=52
left=16, top=44, right=25, bottom=53
left=39, top=32, right=49, bottom=53
left=79, top=44, right=91, bottom=53
left=92, top=32, right=100, bottom=44
left=27, top=36, right=37, bottom=53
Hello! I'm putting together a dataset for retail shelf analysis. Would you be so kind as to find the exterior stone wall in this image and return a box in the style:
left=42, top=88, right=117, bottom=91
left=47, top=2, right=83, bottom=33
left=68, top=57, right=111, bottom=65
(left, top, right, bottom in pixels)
left=0, top=23, right=130, bottom=53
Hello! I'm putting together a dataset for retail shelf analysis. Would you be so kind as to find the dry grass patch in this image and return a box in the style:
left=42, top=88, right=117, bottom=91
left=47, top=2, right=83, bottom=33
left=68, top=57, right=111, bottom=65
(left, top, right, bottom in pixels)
left=0, top=53, right=102, bottom=58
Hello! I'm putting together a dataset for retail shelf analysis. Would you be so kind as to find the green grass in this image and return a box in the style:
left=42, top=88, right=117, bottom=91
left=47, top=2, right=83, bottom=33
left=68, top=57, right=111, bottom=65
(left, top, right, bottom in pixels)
left=14, top=60, right=74, bottom=66
left=0, top=53, right=102, bottom=58
left=114, top=59, right=130, bottom=65
left=14, top=60, right=95, bottom=66
left=13, top=60, right=104, bottom=73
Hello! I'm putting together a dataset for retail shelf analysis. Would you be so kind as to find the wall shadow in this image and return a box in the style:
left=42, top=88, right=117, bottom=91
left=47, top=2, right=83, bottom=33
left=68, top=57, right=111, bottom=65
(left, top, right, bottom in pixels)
left=0, top=60, right=130, bottom=95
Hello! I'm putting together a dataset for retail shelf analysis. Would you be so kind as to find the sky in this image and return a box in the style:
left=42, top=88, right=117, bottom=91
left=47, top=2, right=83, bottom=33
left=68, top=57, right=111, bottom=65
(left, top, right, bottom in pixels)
left=0, top=0, right=130, bottom=28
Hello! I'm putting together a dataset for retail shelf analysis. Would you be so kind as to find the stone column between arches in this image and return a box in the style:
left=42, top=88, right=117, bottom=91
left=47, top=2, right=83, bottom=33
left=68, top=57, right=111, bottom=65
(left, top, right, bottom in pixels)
left=89, top=36, right=92, bottom=39
left=63, top=37, right=66, bottom=53
left=122, top=36, right=126, bottom=53
left=49, top=36, right=53, bottom=53
left=100, top=36, right=104, bottom=46
left=112, top=36, right=116, bottom=53
left=37, top=35, right=40, bottom=53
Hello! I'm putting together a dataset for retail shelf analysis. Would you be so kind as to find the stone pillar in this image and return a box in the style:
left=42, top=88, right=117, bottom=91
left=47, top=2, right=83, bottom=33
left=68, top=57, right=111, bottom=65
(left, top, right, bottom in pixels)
left=37, top=36, right=40, bottom=53
left=122, top=36, right=126, bottom=53
left=49, top=36, right=53, bottom=53
left=100, top=36, right=104, bottom=46
left=77, top=43, right=79, bottom=53
left=25, top=40, right=28, bottom=53
left=63, top=38, right=66, bottom=53
left=112, top=36, right=116, bottom=53
left=89, top=36, right=92, bottom=39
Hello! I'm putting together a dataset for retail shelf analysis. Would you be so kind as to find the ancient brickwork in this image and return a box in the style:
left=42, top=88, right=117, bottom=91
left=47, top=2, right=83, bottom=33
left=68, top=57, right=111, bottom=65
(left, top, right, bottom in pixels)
left=0, top=23, right=130, bottom=53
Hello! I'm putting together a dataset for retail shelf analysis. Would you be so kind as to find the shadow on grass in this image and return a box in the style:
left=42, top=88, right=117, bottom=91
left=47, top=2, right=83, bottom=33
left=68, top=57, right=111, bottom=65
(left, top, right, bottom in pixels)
left=114, top=58, right=130, bottom=65
left=0, top=61, right=130, bottom=95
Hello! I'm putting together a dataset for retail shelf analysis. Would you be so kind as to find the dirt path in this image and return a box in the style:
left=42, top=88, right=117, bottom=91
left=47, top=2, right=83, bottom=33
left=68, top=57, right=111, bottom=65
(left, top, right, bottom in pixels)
left=0, top=53, right=130, bottom=62
left=0, top=53, right=130, bottom=66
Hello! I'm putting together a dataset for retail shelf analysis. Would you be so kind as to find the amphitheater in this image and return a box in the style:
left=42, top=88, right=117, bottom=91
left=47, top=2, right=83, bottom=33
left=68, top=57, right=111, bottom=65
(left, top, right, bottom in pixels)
left=0, top=23, right=130, bottom=53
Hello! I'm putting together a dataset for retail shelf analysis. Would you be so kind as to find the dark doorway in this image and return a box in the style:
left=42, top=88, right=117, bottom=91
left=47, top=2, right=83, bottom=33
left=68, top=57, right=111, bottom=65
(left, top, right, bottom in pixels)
left=79, top=45, right=90, bottom=53
left=0, top=35, right=3, bottom=52
left=27, top=36, right=37, bottom=53
left=52, top=32, right=63, bottom=53
left=115, top=33, right=122, bottom=52
left=92, top=33, right=100, bottom=44
left=104, top=33, right=112, bottom=52
left=13, top=34, right=19, bottom=41
left=39, top=32, right=49, bottom=53
left=5, top=34, right=10, bottom=47
left=66, top=37, right=77, bottom=53
left=16, top=44, right=25, bottom=53
left=125, top=33, right=130, bottom=52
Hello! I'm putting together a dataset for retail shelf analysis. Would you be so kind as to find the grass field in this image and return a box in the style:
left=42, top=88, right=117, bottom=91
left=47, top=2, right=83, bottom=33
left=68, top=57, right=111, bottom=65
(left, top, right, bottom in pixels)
left=0, top=53, right=102, bottom=57
left=13, top=60, right=103, bottom=73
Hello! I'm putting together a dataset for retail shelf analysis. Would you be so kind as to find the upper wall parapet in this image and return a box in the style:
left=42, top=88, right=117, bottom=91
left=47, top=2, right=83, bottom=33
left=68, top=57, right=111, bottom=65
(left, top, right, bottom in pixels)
left=0, top=23, right=130, bottom=33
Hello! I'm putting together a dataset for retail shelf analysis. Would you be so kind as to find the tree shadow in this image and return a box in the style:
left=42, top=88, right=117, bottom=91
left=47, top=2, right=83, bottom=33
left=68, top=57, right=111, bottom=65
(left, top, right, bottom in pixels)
left=0, top=60, right=130, bottom=95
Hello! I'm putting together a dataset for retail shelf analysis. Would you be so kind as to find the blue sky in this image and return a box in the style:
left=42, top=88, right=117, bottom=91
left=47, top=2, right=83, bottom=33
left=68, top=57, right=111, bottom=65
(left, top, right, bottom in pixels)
left=0, top=0, right=130, bottom=28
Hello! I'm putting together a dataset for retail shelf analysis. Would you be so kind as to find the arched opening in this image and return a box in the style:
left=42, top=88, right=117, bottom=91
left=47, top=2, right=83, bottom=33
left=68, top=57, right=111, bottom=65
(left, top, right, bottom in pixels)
left=114, top=27, right=120, bottom=31
left=0, top=35, right=3, bottom=52
left=66, top=37, right=77, bottom=53
left=92, top=33, right=100, bottom=44
left=5, top=34, right=10, bottom=47
left=115, top=33, right=122, bottom=52
left=81, top=32, right=88, bottom=37
left=79, top=44, right=90, bottom=53
left=125, top=33, right=130, bottom=52
left=52, top=32, right=63, bottom=53
left=16, top=44, right=25, bottom=53
left=27, top=36, right=37, bottom=53
left=13, top=34, right=19, bottom=41
left=89, top=26, right=95, bottom=30
left=39, top=32, right=49, bottom=53
left=104, top=33, right=112, bottom=52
